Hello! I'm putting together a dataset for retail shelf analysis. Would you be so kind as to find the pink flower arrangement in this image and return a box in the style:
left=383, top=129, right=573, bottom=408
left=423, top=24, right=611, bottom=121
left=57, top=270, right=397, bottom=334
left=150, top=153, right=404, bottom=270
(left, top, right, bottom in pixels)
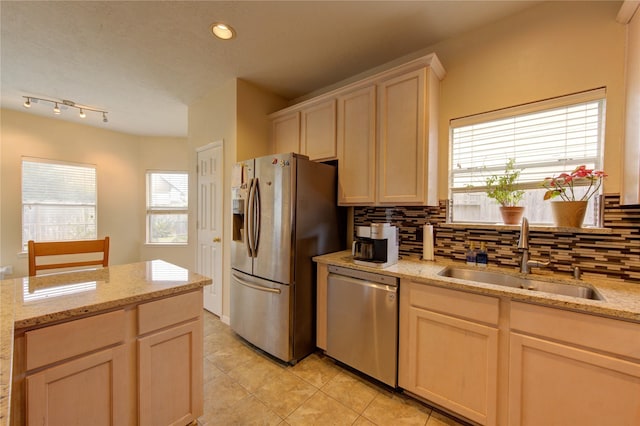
left=542, top=165, right=607, bottom=201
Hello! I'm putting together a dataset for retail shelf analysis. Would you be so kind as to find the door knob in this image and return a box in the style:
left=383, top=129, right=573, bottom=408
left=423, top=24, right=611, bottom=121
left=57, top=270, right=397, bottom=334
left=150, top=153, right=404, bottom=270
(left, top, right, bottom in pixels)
left=213, top=237, right=221, bottom=243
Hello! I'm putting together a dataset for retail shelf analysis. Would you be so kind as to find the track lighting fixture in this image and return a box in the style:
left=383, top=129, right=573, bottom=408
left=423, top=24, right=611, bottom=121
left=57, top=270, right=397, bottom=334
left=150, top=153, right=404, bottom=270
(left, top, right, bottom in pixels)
left=22, top=96, right=108, bottom=123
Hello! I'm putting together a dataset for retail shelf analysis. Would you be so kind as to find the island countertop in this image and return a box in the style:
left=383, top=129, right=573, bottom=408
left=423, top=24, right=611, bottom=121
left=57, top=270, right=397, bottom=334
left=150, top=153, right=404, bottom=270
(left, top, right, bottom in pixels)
left=314, top=251, right=640, bottom=323
left=0, top=259, right=212, bottom=426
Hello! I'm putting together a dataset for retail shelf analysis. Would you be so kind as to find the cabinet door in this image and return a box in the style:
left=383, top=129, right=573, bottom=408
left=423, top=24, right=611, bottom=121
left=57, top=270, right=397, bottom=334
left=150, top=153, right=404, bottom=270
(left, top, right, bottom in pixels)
left=377, top=68, right=429, bottom=205
left=272, top=111, right=300, bottom=154
left=138, top=320, right=203, bottom=426
left=301, top=99, right=337, bottom=161
left=509, top=332, right=640, bottom=426
left=337, top=86, right=376, bottom=205
left=400, top=302, right=498, bottom=425
left=26, top=345, right=128, bottom=426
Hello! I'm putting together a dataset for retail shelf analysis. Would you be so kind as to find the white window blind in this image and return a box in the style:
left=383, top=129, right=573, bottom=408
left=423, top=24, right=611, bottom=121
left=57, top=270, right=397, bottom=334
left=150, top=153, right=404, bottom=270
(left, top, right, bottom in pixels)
left=146, top=171, right=188, bottom=244
left=22, top=158, right=97, bottom=249
left=449, top=88, right=605, bottom=225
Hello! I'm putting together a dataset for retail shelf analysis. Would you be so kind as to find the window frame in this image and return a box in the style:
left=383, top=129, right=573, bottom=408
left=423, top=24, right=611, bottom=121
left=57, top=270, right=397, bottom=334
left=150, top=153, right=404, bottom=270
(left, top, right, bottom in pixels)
left=21, top=157, right=98, bottom=250
left=145, top=170, right=189, bottom=245
left=448, top=88, right=606, bottom=226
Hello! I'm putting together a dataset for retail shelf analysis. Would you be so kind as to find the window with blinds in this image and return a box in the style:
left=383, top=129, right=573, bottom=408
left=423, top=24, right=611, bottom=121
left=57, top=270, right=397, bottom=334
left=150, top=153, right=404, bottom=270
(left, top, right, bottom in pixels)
left=22, top=158, right=97, bottom=249
left=449, top=88, right=605, bottom=225
left=146, top=171, right=188, bottom=244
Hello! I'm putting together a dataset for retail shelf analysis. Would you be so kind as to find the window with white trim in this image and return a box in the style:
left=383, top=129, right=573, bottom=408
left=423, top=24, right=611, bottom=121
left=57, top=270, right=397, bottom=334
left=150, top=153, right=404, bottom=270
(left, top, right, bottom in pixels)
left=146, top=171, right=188, bottom=244
left=449, top=88, right=606, bottom=226
left=22, top=158, right=97, bottom=250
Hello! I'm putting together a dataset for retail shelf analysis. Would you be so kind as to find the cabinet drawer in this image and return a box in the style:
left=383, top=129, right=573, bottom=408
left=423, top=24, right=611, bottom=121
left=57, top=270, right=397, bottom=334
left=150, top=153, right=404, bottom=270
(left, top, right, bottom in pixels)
left=25, top=309, right=125, bottom=370
left=138, top=290, right=202, bottom=335
left=511, top=301, right=640, bottom=359
left=407, top=281, right=499, bottom=326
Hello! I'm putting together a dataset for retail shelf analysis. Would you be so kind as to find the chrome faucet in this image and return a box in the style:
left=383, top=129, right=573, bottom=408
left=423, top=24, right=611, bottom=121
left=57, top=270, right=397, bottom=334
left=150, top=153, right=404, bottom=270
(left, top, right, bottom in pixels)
left=518, top=217, right=550, bottom=274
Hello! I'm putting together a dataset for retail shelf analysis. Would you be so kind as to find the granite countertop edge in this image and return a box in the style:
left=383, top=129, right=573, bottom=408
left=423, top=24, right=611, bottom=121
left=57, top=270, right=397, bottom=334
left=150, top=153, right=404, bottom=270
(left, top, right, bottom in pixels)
left=314, top=251, right=640, bottom=323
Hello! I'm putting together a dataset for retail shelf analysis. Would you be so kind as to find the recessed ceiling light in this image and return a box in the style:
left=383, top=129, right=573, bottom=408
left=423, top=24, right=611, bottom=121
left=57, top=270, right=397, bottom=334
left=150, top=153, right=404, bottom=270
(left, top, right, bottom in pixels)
left=211, top=22, right=235, bottom=40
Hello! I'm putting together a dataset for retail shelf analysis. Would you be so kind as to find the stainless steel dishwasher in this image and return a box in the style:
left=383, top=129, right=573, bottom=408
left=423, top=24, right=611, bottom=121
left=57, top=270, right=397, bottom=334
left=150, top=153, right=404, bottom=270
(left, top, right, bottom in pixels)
left=326, top=265, right=399, bottom=387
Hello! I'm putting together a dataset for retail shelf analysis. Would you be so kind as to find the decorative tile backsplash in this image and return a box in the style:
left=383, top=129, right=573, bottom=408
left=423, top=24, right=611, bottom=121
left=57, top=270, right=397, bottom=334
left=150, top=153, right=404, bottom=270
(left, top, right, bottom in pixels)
left=354, top=194, right=640, bottom=283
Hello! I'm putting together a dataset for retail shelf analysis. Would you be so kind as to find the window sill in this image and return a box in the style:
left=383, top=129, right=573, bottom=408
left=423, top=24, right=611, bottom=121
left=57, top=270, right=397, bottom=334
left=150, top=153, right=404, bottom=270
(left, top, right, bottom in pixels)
left=441, top=222, right=613, bottom=234
left=144, top=243, right=189, bottom=247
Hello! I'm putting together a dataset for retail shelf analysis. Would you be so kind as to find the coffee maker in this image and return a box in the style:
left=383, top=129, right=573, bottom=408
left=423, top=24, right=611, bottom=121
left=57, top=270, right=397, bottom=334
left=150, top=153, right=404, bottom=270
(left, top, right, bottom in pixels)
left=352, top=223, right=399, bottom=268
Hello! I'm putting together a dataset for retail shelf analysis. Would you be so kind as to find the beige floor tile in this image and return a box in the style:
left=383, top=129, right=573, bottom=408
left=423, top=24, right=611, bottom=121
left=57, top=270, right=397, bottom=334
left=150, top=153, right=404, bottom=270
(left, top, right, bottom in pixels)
left=227, top=354, right=286, bottom=393
left=352, top=416, right=377, bottom=426
left=290, top=352, right=340, bottom=388
left=321, top=370, right=379, bottom=414
left=285, top=391, right=359, bottom=426
left=201, top=394, right=283, bottom=426
left=201, top=374, right=250, bottom=419
left=253, top=370, right=319, bottom=418
left=203, top=356, right=225, bottom=384
left=361, top=392, right=431, bottom=426
left=426, top=410, right=468, bottom=426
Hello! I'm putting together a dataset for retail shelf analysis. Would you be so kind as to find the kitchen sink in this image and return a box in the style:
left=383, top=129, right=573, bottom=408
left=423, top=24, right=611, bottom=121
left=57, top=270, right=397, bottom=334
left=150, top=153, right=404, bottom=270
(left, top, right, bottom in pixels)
left=438, top=267, right=603, bottom=300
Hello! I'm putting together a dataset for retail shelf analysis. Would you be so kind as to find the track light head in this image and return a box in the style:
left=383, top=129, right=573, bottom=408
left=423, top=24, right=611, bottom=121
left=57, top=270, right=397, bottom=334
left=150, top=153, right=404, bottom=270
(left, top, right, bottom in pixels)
left=79, top=108, right=86, bottom=118
left=53, top=103, right=61, bottom=114
left=102, top=112, right=108, bottom=123
left=23, top=97, right=31, bottom=108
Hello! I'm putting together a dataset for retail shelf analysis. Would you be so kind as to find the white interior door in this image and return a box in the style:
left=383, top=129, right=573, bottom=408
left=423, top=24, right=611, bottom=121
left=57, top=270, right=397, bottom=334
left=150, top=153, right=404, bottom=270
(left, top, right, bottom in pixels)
left=197, top=142, right=223, bottom=316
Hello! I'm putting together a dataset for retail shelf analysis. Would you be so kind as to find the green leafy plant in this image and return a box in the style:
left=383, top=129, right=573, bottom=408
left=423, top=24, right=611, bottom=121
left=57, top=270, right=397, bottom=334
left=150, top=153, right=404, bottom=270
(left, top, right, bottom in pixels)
left=485, top=159, right=525, bottom=207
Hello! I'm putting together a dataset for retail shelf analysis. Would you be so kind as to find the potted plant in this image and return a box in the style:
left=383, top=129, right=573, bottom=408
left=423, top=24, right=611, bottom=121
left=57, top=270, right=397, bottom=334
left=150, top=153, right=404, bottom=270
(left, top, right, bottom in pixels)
left=485, top=159, right=525, bottom=225
left=542, top=165, right=607, bottom=227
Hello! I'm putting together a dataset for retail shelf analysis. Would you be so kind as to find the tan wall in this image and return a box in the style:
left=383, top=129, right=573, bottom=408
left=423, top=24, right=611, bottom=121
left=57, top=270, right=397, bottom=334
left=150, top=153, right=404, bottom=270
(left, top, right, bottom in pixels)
left=429, top=1, right=626, bottom=198
left=0, top=109, right=189, bottom=277
left=187, top=78, right=286, bottom=320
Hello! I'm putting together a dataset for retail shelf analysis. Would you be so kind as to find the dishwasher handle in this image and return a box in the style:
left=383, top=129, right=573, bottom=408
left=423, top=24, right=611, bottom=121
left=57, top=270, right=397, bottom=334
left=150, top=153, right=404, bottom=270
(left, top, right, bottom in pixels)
left=328, top=273, right=397, bottom=294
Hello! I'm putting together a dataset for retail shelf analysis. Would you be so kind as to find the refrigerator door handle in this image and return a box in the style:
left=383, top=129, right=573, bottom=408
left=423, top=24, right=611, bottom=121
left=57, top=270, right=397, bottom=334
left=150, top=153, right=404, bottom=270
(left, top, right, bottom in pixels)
left=233, top=272, right=281, bottom=294
left=246, top=178, right=256, bottom=258
left=254, top=178, right=261, bottom=256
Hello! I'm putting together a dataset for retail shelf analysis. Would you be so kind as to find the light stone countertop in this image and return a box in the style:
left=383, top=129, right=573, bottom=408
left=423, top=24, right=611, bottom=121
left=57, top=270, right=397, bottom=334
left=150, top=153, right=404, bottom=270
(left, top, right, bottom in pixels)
left=314, top=250, right=640, bottom=323
left=0, top=259, right=212, bottom=426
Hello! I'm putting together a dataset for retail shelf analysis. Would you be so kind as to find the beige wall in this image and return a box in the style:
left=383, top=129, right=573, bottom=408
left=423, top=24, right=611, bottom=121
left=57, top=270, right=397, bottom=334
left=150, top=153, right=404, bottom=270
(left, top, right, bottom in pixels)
left=429, top=1, right=626, bottom=198
left=187, top=78, right=286, bottom=320
left=0, top=109, right=189, bottom=277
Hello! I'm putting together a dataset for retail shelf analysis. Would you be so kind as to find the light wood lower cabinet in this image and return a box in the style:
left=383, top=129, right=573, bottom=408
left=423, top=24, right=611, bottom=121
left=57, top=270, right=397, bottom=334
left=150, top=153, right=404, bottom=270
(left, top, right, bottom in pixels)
left=13, top=289, right=204, bottom=426
left=399, top=281, right=499, bottom=425
left=508, top=301, right=640, bottom=426
left=26, top=345, right=128, bottom=426
left=138, top=321, right=203, bottom=426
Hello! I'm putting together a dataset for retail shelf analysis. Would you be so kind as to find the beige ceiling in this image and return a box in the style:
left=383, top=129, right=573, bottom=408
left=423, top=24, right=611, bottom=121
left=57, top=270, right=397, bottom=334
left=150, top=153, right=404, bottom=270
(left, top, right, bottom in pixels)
left=1, top=1, right=540, bottom=137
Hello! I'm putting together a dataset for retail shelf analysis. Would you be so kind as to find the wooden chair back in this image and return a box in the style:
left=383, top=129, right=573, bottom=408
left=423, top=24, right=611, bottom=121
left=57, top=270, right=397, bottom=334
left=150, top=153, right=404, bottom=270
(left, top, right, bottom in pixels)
left=28, top=237, right=110, bottom=276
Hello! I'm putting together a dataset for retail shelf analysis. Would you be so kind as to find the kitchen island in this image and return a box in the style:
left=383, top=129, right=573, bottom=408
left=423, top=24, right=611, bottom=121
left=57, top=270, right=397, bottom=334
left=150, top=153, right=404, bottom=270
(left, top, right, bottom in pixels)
left=0, top=260, right=211, bottom=426
left=314, top=251, right=640, bottom=426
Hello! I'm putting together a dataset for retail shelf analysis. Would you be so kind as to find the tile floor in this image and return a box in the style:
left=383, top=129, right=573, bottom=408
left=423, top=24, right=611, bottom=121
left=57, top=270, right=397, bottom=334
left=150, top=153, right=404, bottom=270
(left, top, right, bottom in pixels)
left=198, top=311, right=469, bottom=426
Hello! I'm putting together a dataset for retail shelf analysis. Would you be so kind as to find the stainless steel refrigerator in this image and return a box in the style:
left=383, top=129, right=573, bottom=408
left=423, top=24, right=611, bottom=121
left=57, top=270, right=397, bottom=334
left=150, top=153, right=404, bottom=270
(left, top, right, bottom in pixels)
left=230, top=152, right=343, bottom=364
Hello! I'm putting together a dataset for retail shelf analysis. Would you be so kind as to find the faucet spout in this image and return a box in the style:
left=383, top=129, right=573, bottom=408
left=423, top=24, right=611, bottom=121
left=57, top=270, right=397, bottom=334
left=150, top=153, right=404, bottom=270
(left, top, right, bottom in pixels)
left=518, top=217, right=529, bottom=250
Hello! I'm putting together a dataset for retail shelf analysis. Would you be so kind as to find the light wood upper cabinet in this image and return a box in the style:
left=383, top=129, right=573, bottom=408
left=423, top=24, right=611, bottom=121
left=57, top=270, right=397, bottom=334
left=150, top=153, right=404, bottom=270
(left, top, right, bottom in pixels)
left=377, top=69, right=426, bottom=204
left=272, top=111, right=300, bottom=154
left=301, top=99, right=337, bottom=161
left=399, top=281, right=499, bottom=425
left=337, top=86, right=377, bottom=205
left=270, top=53, right=445, bottom=206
